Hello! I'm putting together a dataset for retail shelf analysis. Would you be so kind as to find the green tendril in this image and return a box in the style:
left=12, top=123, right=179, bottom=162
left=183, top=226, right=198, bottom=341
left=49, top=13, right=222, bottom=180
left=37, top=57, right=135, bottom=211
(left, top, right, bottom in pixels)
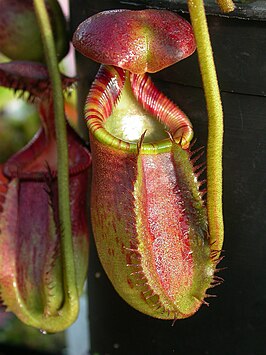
left=187, top=0, right=224, bottom=251
left=217, top=0, right=235, bottom=13
left=33, top=0, right=78, bottom=330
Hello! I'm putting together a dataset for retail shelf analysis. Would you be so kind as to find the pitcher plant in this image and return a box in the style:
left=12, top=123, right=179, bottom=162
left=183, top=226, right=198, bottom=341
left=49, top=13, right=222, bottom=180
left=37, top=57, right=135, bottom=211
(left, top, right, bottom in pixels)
left=0, top=61, right=91, bottom=332
left=73, top=8, right=228, bottom=319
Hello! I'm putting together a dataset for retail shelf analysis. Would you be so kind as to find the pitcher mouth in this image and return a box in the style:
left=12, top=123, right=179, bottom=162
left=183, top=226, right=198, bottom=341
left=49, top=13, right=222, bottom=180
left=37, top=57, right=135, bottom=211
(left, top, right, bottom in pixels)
left=85, top=65, right=194, bottom=154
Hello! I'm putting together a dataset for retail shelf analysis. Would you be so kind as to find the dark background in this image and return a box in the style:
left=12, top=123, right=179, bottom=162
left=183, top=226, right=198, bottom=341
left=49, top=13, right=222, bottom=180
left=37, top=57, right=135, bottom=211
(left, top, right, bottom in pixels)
left=70, top=1, right=266, bottom=354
